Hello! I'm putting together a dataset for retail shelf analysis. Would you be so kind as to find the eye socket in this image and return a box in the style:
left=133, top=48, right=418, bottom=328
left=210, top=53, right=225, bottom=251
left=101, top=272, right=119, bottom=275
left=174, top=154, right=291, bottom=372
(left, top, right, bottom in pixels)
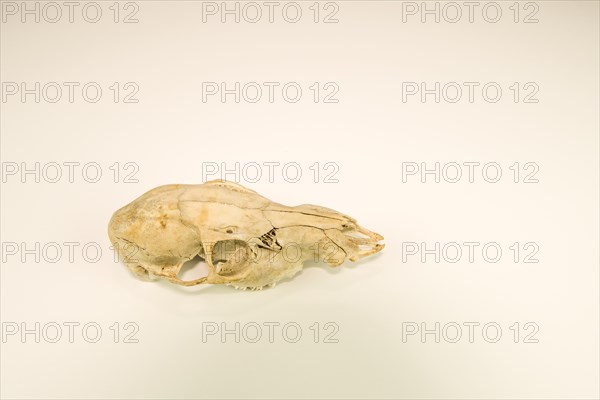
left=211, top=240, right=249, bottom=276
left=226, top=228, right=234, bottom=234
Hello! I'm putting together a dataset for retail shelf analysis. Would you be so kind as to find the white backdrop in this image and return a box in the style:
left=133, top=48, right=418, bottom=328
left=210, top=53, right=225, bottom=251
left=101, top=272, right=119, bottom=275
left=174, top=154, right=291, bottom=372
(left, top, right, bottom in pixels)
left=1, top=1, right=599, bottom=399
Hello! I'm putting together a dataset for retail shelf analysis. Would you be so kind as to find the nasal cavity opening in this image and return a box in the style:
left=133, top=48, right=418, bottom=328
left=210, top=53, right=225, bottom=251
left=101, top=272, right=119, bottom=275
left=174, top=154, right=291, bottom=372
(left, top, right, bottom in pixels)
left=347, top=232, right=371, bottom=239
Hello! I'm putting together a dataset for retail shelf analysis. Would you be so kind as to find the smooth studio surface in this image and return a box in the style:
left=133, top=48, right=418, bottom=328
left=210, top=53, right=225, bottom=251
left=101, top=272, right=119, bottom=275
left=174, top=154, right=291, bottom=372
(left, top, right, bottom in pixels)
left=1, top=2, right=599, bottom=399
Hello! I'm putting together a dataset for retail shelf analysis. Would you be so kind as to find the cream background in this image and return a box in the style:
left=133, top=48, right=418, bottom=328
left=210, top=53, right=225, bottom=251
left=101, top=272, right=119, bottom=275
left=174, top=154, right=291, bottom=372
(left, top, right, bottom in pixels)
left=1, top=1, right=598, bottom=399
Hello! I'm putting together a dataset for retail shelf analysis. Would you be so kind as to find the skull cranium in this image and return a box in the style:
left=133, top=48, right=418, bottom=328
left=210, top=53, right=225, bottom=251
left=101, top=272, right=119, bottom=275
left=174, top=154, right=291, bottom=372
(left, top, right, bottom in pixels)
left=108, top=180, right=384, bottom=290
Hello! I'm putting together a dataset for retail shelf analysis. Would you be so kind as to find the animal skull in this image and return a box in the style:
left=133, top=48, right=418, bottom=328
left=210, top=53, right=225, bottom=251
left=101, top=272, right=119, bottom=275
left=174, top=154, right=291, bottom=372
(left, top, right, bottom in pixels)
left=108, top=180, right=384, bottom=290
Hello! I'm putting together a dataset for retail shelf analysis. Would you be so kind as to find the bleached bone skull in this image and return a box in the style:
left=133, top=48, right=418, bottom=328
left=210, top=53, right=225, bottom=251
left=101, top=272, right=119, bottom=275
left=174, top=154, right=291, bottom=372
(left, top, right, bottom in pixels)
left=108, top=180, right=384, bottom=290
